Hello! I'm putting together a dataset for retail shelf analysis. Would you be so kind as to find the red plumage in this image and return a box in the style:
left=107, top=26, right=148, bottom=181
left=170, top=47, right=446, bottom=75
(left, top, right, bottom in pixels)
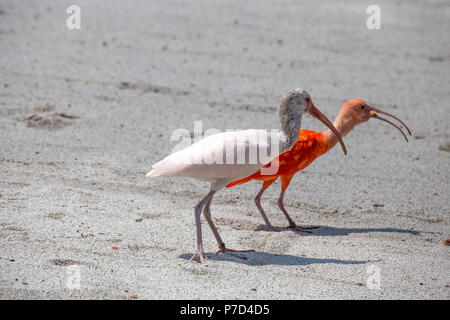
left=225, top=99, right=411, bottom=232
left=227, top=129, right=329, bottom=189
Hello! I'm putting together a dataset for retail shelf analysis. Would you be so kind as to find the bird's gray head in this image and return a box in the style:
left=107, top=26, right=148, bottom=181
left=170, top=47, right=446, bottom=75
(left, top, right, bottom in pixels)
left=279, top=88, right=349, bottom=156
left=278, top=89, right=311, bottom=129
left=279, top=89, right=311, bottom=112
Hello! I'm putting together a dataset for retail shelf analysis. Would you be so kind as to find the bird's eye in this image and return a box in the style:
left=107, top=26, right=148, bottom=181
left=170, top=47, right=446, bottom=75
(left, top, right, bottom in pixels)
left=361, top=105, right=366, bottom=109
left=305, top=97, right=310, bottom=103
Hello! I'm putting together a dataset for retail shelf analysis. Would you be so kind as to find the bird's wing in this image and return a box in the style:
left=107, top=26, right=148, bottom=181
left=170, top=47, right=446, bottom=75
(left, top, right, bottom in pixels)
left=226, top=129, right=326, bottom=187
left=276, top=130, right=326, bottom=174
left=147, top=129, right=282, bottom=182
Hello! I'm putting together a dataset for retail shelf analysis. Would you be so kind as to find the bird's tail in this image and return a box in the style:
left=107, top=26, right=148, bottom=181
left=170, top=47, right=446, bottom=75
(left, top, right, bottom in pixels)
left=145, top=158, right=167, bottom=177
left=226, top=175, right=254, bottom=188
left=146, top=168, right=160, bottom=177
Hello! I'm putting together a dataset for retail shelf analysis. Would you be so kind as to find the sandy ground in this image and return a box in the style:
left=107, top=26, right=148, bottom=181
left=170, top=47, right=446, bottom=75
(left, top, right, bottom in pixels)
left=0, top=0, right=449, bottom=300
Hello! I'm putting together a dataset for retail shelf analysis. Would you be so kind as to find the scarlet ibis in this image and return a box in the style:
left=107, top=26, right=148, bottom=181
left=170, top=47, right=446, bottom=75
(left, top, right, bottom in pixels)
left=227, top=99, right=411, bottom=232
left=147, top=89, right=347, bottom=262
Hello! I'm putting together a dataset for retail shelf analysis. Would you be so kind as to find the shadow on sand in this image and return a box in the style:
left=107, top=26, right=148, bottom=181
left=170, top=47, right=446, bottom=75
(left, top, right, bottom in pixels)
left=179, top=251, right=369, bottom=266
left=255, top=224, right=425, bottom=236
left=179, top=225, right=427, bottom=266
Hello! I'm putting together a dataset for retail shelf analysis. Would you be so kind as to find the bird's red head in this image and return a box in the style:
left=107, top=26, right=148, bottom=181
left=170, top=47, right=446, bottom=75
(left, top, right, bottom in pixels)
left=340, top=99, right=412, bottom=142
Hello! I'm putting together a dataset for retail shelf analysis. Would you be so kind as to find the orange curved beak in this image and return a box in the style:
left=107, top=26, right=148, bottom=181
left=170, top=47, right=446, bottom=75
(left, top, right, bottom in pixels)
left=367, top=106, right=412, bottom=142
left=306, top=103, right=347, bottom=155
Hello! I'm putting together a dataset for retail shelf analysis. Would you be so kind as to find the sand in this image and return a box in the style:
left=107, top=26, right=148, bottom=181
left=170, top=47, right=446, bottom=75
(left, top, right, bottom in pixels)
left=0, top=0, right=449, bottom=299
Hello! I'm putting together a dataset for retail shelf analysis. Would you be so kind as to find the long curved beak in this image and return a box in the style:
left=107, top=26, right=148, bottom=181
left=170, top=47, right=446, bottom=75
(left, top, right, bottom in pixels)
left=367, top=106, right=412, bottom=142
left=307, top=103, right=347, bottom=155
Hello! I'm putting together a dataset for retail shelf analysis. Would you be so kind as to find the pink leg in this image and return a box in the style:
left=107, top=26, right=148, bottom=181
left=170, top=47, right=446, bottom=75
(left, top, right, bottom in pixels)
left=189, top=191, right=215, bottom=263
left=278, top=189, right=319, bottom=233
left=203, top=195, right=254, bottom=260
left=254, top=179, right=280, bottom=232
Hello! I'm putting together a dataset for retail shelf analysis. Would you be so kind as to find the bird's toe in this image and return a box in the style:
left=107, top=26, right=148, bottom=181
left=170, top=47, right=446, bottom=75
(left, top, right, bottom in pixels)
left=258, top=225, right=281, bottom=232
left=190, top=251, right=208, bottom=263
left=287, top=224, right=319, bottom=233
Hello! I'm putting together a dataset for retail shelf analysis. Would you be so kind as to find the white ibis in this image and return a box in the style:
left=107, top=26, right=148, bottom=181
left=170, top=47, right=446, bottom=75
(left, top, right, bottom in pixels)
left=147, top=89, right=346, bottom=262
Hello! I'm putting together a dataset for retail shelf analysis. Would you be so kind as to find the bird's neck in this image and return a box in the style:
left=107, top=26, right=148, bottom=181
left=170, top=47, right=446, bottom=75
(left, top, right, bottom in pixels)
left=323, top=113, right=355, bottom=150
left=279, top=114, right=302, bottom=153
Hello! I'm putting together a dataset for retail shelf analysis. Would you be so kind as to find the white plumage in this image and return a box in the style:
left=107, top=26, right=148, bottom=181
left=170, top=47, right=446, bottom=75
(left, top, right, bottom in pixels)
left=147, top=129, right=287, bottom=190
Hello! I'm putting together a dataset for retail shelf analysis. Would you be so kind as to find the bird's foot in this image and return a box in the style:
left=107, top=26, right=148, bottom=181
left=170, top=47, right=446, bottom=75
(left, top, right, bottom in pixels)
left=215, top=244, right=254, bottom=260
left=286, top=224, right=319, bottom=233
left=190, top=251, right=208, bottom=263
